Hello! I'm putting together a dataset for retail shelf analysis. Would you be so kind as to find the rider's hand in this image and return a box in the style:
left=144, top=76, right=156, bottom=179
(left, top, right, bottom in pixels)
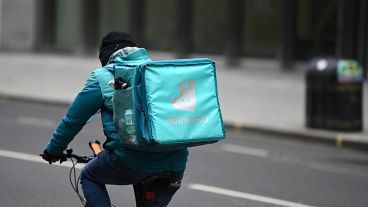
left=41, top=149, right=66, bottom=164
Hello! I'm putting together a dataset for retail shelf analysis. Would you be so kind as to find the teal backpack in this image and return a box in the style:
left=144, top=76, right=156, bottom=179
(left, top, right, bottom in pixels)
left=112, top=58, right=225, bottom=151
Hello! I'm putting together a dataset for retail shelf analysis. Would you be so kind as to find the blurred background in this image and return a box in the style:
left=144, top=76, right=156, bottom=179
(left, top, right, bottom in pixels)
left=1, top=0, right=368, bottom=74
left=0, top=0, right=368, bottom=207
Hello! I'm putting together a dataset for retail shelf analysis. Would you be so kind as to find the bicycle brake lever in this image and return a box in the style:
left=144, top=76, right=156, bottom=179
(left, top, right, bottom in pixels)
left=59, top=156, right=67, bottom=164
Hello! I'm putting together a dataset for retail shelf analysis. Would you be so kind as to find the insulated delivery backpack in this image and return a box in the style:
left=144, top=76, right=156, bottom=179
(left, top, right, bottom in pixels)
left=112, top=58, right=225, bottom=151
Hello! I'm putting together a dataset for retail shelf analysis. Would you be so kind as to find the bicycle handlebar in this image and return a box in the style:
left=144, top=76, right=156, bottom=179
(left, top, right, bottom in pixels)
left=64, top=148, right=94, bottom=164
left=61, top=140, right=102, bottom=164
left=39, top=140, right=101, bottom=165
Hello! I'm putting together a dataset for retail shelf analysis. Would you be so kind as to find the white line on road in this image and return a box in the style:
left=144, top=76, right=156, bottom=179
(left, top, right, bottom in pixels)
left=220, top=144, right=368, bottom=178
left=2, top=149, right=364, bottom=207
left=1, top=149, right=316, bottom=207
left=306, top=162, right=368, bottom=178
left=16, top=116, right=56, bottom=128
left=0, top=149, right=84, bottom=169
left=220, top=143, right=269, bottom=157
left=188, top=184, right=317, bottom=207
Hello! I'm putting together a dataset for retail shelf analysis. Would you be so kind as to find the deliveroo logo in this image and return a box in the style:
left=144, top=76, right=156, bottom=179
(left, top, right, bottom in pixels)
left=172, top=80, right=196, bottom=112
left=167, top=79, right=209, bottom=125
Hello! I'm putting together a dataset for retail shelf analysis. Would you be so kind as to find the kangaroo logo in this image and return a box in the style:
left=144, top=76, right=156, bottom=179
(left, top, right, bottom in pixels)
left=172, top=80, right=196, bottom=112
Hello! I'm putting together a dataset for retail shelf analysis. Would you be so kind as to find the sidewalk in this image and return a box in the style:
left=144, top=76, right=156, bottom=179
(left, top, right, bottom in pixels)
left=0, top=51, right=367, bottom=151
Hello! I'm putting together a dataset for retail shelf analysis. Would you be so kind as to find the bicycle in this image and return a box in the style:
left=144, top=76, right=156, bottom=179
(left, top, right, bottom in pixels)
left=42, top=140, right=178, bottom=207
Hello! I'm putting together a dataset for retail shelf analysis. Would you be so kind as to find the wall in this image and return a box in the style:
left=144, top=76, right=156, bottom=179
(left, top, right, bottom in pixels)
left=0, top=0, right=39, bottom=51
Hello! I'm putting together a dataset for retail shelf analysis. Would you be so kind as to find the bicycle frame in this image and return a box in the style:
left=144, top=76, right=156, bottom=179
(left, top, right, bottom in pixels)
left=62, top=140, right=113, bottom=207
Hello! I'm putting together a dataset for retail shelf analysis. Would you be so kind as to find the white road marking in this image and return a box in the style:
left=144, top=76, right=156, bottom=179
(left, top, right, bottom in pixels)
left=271, top=155, right=368, bottom=178
left=188, top=184, right=317, bottom=207
left=17, top=116, right=56, bottom=128
left=0, top=149, right=84, bottom=169
left=1, top=148, right=365, bottom=206
left=306, top=162, right=368, bottom=178
left=2, top=149, right=316, bottom=207
left=220, top=144, right=368, bottom=178
left=221, top=143, right=269, bottom=157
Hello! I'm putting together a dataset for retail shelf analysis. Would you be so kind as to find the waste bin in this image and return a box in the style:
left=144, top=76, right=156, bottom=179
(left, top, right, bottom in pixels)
left=306, top=58, right=363, bottom=131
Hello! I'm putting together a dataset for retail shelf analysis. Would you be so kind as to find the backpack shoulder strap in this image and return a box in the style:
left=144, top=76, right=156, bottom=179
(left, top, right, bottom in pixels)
left=93, top=67, right=114, bottom=102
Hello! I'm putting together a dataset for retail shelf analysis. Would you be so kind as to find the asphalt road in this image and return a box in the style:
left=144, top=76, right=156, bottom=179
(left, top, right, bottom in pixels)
left=0, top=99, right=368, bottom=207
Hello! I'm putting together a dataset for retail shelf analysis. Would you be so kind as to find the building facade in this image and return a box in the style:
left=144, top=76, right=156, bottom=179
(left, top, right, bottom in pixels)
left=0, top=0, right=367, bottom=76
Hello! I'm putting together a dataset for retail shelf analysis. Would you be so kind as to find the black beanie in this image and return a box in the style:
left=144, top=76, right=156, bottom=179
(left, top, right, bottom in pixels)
left=98, top=31, right=136, bottom=66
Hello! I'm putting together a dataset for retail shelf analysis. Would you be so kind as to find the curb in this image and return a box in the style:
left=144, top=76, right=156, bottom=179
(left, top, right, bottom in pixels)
left=1, top=92, right=367, bottom=153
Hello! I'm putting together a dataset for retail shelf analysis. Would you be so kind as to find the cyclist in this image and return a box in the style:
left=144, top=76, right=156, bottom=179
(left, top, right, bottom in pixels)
left=41, top=31, right=188, bottom=207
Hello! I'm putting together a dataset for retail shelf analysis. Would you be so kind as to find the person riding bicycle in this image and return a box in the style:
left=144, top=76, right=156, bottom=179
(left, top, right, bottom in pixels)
left=41, top=31, right=188, bottom=207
